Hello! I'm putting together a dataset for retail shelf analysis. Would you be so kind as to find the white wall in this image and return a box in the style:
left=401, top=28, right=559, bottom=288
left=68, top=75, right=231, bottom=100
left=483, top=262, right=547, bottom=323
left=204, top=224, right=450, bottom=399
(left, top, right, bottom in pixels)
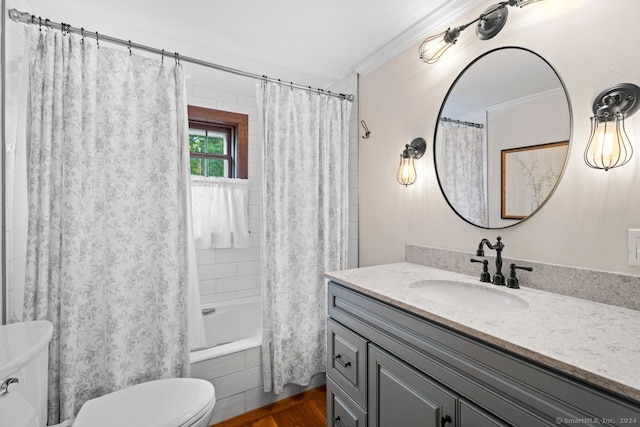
left=359, top=0, right=640, bottom=275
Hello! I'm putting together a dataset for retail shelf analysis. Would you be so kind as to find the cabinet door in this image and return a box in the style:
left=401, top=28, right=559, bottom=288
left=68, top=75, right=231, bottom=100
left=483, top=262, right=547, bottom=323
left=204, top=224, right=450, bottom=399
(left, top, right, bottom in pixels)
left=368, top=344, right=456, bottom=427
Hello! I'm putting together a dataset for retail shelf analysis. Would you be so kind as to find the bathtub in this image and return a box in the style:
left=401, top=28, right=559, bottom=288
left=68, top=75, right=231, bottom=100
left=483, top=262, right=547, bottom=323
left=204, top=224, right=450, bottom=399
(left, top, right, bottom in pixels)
left=188, top=294, right=325, bottom=424
left=190, top=296, right=262, bottom=364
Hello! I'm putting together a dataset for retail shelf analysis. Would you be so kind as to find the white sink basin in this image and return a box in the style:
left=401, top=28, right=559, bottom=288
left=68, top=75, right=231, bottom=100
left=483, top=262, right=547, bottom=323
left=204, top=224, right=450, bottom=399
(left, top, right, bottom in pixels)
left=409, top=280, right=529, bottom=312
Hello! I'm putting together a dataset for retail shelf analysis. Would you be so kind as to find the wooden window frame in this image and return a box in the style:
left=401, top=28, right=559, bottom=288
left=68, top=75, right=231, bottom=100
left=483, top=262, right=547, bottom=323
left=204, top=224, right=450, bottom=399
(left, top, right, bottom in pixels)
left=188, top=105, right=249, bottom=179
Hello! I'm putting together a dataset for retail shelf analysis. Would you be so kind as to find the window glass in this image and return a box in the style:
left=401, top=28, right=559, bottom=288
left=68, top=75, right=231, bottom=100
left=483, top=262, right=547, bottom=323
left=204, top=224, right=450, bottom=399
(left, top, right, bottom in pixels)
left=187, top=106, right=248, bottom=179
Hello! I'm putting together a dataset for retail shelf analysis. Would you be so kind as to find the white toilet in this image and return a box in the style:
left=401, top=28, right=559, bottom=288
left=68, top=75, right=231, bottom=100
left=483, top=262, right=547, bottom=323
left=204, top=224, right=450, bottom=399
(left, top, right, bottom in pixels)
left=0, top=320, right=216, bottom=427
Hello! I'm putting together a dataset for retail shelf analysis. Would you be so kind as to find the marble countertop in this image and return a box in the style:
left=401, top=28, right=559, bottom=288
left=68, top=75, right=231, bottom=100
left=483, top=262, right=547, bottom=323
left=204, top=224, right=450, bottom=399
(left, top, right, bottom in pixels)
left=326, top=262, right=640, bottom=403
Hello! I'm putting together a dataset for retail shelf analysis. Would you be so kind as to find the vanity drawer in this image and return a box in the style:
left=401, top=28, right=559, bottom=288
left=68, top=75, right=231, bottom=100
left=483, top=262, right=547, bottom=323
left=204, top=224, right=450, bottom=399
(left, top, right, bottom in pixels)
left=328, top=318, right=368, bottom=408
left=327, top=377, right=367, bottom=427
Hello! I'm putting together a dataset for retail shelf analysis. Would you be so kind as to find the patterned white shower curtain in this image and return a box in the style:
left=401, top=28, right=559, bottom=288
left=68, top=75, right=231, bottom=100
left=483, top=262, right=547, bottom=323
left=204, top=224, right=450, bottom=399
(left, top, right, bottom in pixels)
left=257, top=82, right=350, bottom=393
left=442, top=123, right=488, bottom=227
left=22, top=27, right=202, bottom=423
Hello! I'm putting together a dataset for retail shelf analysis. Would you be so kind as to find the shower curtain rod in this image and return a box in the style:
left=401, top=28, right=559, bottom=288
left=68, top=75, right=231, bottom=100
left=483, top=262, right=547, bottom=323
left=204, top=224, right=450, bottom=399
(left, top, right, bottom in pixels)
left=440, top=117, right=484, bottom=129
left=8, top=9, right=355, bottom=102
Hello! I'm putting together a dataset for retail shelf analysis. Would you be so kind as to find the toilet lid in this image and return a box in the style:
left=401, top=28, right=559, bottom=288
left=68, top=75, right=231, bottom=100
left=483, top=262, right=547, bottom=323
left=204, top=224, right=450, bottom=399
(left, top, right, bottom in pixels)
left=73, top=378, right=215, bottom=427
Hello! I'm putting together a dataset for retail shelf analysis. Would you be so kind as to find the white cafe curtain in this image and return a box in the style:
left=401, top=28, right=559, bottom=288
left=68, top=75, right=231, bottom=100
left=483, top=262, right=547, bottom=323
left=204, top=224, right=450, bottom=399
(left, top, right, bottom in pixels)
left=191, top=176, right=250, bottom=249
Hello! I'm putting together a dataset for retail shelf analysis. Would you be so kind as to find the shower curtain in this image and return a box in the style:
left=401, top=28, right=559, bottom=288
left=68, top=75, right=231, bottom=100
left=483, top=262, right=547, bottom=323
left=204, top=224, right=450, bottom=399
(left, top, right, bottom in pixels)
left=22, top=27, right=204, bottom=423
left=257, top=82, right=350, bottom=393
left=442, top=123, right=488, bottom=227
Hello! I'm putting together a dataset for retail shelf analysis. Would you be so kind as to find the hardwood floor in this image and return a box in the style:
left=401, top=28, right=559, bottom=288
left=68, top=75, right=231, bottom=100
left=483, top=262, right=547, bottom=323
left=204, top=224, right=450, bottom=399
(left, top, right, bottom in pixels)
left=212, top=386, right=327, bottom=427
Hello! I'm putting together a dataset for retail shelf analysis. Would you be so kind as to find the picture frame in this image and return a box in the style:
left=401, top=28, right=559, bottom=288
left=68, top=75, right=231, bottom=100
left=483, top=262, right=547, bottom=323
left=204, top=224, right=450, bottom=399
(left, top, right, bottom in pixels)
left=501, top=141, right=569, bottom=219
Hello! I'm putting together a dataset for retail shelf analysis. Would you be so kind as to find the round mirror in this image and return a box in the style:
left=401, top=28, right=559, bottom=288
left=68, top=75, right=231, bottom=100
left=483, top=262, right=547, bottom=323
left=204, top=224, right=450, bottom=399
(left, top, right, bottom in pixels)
left=434, top=47, right=571, bottom=229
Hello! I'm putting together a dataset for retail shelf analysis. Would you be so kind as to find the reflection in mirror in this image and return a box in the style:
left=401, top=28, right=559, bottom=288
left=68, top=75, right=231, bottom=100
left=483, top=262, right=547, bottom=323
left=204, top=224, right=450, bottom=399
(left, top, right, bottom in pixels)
left=434, top=47, right=571, bottom=229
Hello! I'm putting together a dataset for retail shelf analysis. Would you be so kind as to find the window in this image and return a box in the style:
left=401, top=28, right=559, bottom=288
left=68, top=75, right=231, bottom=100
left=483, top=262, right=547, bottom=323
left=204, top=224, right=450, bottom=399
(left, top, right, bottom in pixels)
left=188, top=106, right=248, bottom=179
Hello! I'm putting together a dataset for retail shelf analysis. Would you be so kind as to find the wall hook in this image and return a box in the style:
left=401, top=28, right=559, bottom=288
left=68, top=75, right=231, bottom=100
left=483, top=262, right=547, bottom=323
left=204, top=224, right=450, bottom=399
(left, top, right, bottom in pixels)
left=361, top=120, right=371, bottom=139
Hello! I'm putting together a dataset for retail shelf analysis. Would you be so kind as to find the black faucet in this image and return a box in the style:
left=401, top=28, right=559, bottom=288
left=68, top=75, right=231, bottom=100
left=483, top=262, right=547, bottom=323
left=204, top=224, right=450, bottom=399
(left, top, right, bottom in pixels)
left=476, top=236, right=505, bottom=286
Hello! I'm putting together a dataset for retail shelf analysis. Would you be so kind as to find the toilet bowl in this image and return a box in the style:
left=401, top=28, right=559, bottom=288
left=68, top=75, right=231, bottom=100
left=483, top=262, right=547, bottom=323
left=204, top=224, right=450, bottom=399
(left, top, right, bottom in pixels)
left=1, top=321, right=216, bottom=427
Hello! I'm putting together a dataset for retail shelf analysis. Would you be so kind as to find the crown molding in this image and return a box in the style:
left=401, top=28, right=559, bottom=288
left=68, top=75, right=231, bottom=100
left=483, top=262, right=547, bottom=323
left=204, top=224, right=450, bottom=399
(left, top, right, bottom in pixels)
left=486, top=87, right=566, bottom=113
left=353, top=0, right=488, bottom=76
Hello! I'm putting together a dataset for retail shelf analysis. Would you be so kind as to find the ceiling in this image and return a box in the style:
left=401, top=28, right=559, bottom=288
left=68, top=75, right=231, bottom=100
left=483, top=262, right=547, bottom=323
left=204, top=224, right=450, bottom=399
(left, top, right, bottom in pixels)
left=22, top=0, right=488, bottom=91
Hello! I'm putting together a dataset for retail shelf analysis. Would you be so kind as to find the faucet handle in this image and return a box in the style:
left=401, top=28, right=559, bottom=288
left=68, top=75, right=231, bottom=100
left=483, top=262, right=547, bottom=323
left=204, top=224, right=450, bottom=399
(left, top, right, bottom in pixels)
left=470, top=258, right=491, bottom=283
left=506, top=263, right=533, bottom=289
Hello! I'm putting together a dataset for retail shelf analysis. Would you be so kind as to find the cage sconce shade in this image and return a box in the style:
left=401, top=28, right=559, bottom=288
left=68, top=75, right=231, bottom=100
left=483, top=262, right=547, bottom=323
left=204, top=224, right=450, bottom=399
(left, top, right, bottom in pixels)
left=397, top=153, right=417, bottom=186
left=418, top=27, right=462, bottom=64
left=397, top=138, right=426, bottom=186
left=584, top=84, right=640, bottom=171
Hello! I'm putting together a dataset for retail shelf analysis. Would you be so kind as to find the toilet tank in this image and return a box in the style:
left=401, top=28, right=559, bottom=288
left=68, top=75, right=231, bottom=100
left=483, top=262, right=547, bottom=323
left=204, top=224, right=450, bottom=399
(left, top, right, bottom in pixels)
left=0, top=320, right=53, bottom=427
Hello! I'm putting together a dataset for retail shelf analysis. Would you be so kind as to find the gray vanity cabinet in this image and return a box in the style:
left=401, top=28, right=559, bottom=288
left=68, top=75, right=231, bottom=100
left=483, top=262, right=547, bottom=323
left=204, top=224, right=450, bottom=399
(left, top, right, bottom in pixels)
left=327, top=281, right=640, bottom=426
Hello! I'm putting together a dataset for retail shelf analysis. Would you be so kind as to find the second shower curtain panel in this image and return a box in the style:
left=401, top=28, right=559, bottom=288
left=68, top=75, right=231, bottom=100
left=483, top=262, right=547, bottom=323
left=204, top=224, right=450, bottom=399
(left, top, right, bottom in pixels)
left=258, top=82, right=351, bottom=393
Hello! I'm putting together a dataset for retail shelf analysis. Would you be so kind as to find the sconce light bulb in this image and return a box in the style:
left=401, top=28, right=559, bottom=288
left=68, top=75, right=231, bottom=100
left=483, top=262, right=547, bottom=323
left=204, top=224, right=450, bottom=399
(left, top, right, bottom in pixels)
left=397, top=152, right=417, bottom=186
left=419, top=27, right=460, bottom=64
left=584, top=115, right=633, bottom=171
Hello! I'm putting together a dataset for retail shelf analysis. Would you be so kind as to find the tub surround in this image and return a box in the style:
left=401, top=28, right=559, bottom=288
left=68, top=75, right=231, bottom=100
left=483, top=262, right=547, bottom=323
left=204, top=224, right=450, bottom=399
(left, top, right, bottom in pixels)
left=407, top=244, right=640, bottom=311
left=326, top=262, right=640, bottom=402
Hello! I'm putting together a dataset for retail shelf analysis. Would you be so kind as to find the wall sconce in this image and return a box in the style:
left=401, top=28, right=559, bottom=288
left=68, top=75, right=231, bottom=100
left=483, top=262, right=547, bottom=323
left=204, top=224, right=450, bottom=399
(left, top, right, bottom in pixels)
left=419, top=0, right=543, bottom=64
left=584, top=83, right=640, bottom=171
left=397, top=138, right=426, bottom=186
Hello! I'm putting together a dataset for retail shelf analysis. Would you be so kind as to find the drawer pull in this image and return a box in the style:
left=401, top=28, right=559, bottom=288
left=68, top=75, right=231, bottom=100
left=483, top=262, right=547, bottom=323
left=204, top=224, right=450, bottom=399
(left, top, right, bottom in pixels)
left=332, top=416, right=344, bottom=427
left=441, top=415, right=452, bottom=426
left=333, top=354, right=352, bottom=368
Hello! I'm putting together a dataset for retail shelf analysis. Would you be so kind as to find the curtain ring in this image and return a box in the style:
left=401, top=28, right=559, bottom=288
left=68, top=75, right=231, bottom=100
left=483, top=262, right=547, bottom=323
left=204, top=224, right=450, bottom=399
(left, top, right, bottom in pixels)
left=95, top=31, right=99, bottom=48
left=30, top=15, right=35, bottom=25
left=128, top=40, right=132, bottom=56
left=161, top=49, right=164, bottom=64
left=45, top=18, right=50, bottom=29
left=61, top=23, right=66, bottom=35
left=38, top=16, right=41, bottom=31
left=81, top=27, right=85, bottom=44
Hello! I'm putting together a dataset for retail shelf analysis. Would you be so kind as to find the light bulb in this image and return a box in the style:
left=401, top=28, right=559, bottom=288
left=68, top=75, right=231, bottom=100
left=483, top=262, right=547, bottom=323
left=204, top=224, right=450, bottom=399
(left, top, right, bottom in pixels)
left=584, top=115, right=633, bottom=171
left=397, top=153, right=417, bottom=186
left=418, top=27, right=461, bottom=64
